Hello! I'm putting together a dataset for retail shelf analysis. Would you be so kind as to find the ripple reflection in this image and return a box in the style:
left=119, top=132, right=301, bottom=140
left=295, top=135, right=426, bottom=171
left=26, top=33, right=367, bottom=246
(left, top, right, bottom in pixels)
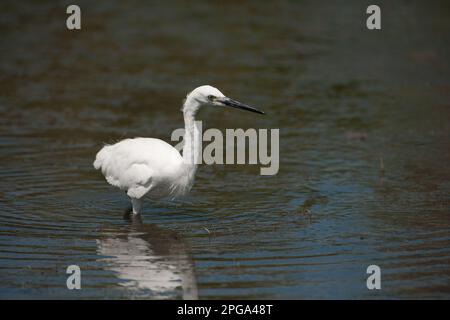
left=96, top=215, right=197, bottom=299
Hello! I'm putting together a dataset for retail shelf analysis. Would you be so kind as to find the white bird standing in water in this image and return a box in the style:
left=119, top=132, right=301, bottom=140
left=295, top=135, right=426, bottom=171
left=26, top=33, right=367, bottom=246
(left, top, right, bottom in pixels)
left=94, top=85, right=264, bottom=215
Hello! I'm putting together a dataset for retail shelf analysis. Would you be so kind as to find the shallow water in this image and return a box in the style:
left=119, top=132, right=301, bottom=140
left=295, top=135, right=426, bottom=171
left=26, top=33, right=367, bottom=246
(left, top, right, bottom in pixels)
left=0, top=0, right=449, bottom=299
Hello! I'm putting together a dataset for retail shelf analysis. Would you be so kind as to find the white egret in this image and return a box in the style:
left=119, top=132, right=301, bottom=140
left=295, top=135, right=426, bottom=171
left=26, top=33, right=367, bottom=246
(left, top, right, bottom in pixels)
left=93, top=85, right=264, bottom=215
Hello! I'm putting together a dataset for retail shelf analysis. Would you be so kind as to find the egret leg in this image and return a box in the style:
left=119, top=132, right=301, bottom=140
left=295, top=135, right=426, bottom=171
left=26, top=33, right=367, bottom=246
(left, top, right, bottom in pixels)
left=131, top=198, right=143, bottom=215
left=123, top=206, right=133, bottom=220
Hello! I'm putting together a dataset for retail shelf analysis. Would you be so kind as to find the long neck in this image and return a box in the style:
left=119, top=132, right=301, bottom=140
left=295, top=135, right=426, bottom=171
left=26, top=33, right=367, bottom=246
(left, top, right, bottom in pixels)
left=182, top=109, right=201, bottom=170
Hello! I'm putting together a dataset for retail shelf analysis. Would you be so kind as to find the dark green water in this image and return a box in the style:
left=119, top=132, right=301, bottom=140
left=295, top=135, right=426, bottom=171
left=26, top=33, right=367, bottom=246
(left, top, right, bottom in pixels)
left=0, top=0, right=449, bottom=299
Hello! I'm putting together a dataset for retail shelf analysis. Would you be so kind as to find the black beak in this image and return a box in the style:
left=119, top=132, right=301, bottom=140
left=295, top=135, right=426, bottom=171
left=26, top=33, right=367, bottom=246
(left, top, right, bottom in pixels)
left=220, top=97, right=265, bottom=115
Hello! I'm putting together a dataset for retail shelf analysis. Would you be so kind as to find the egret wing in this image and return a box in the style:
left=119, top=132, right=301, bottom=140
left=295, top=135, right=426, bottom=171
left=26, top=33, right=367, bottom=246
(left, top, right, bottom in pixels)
left=94, top=137, right=183, bottom=199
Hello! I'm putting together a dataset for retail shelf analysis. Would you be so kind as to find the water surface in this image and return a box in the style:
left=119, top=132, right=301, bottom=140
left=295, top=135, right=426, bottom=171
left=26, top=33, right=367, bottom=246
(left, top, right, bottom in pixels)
left=0, top=0, right=449, bottom=299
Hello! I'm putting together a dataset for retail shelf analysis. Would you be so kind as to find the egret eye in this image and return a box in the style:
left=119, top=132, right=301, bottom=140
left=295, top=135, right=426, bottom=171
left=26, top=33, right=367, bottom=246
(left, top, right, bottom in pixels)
left=207, top=95, right=216, bottom=101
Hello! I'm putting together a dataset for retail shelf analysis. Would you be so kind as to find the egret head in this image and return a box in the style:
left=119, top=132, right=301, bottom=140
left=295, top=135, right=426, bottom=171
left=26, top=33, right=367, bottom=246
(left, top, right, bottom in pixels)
left=183, top=85, right=264, bottom=116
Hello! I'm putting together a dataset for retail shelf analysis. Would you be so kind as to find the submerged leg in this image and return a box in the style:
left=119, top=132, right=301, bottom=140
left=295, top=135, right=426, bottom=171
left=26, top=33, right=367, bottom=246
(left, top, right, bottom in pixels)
left=131, top=198, right=143, bottom=215
left=123, top=205, right=133, bottom=220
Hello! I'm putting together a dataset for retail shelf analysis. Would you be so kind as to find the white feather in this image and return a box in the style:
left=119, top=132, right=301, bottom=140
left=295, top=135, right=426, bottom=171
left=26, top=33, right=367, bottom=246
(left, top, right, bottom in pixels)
left=94, top=137, right=190, bottom=199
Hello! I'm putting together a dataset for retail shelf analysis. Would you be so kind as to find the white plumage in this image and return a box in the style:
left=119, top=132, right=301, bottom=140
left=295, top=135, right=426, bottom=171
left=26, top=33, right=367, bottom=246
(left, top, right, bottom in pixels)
left=94, top=85, right=264, bottom=215
left=94, top=138, right=189, bottom=199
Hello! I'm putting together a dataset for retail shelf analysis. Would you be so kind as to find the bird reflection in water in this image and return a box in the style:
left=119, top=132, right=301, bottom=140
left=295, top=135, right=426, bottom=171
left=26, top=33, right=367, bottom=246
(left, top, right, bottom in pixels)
left=96, top=213, right=198, bottom=299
